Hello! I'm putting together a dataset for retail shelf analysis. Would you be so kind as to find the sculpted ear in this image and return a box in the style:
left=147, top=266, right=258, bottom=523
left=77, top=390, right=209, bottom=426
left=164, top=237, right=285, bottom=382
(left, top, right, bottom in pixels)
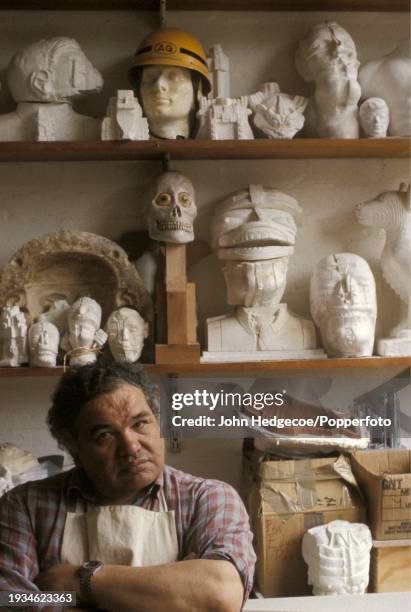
left=29, top=69, right=52, bottom=98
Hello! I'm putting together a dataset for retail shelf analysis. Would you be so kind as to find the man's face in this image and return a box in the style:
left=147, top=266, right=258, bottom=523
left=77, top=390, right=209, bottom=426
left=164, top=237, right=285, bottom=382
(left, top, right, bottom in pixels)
left=73, top=383, right=164, bottom=504
left=140, top=66, right=194, bottom=123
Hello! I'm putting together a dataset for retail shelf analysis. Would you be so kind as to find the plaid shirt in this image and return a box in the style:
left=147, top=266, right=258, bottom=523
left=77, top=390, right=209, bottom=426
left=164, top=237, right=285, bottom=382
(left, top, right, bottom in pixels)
left=0, top=465, right=255, bottom=601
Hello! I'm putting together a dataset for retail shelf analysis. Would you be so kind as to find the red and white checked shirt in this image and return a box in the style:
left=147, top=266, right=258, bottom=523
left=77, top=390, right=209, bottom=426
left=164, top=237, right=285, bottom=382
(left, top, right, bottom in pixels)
left=0, top=465, right=255, bottom=600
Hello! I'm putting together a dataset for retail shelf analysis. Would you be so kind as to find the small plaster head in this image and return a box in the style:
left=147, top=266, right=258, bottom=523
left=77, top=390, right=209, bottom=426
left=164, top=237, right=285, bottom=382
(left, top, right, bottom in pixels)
left=296, top=21, right=359, bottom=82
left=146, top=170, right=197, bottom=243
left=310, top=253, right=377, bottom=357
left=68, top=296, right=102, bottom=348
left=29, top=320, right=60, bottom=367
left=359, top=97, right=390, bottom=137
left=211, top=185, right=302, bottom=260
left=106, top=307, right=148, bottom=363
left=7, top=37, right=103, bottom=103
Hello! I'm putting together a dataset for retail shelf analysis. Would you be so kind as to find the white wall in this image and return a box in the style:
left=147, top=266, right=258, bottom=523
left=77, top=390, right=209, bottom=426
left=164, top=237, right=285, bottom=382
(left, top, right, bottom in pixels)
left=0, top=10, right=409, bottom=488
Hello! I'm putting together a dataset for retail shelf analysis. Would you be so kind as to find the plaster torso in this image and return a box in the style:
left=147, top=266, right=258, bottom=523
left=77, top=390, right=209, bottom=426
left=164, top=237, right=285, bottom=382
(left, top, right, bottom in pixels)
left=207, top=303, right=317, bottom=352
left=0, top=103, right=101, bottom=141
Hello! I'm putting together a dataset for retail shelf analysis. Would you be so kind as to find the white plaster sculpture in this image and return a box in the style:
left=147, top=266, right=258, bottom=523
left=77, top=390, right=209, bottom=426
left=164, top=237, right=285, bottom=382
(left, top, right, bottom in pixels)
left=197, top=96, right=254, bottom=140
left=359, top=40, right=411, bottom=137
left=310, top=253, right=377, bottom=358
left=28, top=321, right=60, bottom=367
left=0, top=306, right=28, bottom=367
left=248, top=82, right=308, bottom=139
left=203, top=186, right=324, bottom=362
left=0, top=465, right=13, bottom=497
left=61, top=297, right=107, bottom=366
left=356, top=184, right=411, bottom=356
left=146, top=170, right=197, bottom=243
left=0, top=37, right=103, bottom=141
left=207, top=44, right=230, bottom=98
left=101, top=90, right=149, bottom=141
left=106, top=307, right=148, bottom=363
left=295, top=22, right=361, bottom=138
left=302, top=520, right=372, bottom=595
left=38, top=299, right=71, bottom=336
left=359, top=98, right=390, bottom=138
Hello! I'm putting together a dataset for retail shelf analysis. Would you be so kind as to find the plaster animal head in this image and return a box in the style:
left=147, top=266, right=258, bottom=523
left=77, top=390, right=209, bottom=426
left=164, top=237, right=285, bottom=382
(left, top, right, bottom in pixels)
left=254, top=94, right=307, bottom=139
left=106, top=307, right=148, bottom=363
left=7, top=37, right=103, bottom=103
left=296, top=21, right=359, bottom=82
left=29, top=321, right=60, bottom=367
left=146, top=170, right=197, bottom=243
left=211, top=185, right=302, bottom=260
left=310, top=253, right=377, bottom=357
left=359, top=98, right=390, bottom=137
left=302, top=520, right=372, bottom=595
left=68, top=296, right=102, bottom=349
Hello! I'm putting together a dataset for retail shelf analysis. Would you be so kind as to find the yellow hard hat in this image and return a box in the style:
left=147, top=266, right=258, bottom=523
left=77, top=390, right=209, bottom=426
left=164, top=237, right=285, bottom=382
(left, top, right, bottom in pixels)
left=130, top=27, right=211, bottom=94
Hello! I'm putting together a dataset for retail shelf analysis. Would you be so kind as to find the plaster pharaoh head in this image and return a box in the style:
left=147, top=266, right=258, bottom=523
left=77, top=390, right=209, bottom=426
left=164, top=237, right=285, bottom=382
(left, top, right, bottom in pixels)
left=7, top=37, right=103, bottom=103
left=68, top=297, right=102, bottom=349
left=29, top=321, right=60, bottom=367
left=359, top=97, right=390, bottom=138
left=310, top=253, right=377, bottom=357
left=146, top=170, right=197, bottom=243
left=211, top=185, right=302, bottom=260
left=296, top=22, right=359, bottom=82
left=106, top=307, right=148, bottom=363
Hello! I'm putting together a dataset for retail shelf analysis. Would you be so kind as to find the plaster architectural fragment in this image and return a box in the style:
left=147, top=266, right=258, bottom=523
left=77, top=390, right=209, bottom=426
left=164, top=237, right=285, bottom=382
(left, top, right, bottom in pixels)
left=0, top=306, right=28, bottom=367
left=197, top=96, right=253, bottom=140
left=296, top=22, right=361, bottom=138
left=310, top=253, right=377, bottom=357
left=248, top=82, right=308, bottom=139
left=106, top=307, right=148, bottom=363
left=0, top=37, right=103, bottom=141
left=302, top=520, right=372, bottom=595
left=356, top=184, right=411, bottom=355
left=101, top=90, right=149, bottom=141
left=28, top=321, right=60, bottom=367
left=207, top=44, right=230, bottom=99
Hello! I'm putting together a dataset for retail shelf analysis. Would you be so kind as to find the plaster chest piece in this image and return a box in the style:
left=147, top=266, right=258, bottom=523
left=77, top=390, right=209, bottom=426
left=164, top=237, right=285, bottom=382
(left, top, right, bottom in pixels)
left=310, top=253, right=377, bottom=358
left=248, top=82, right=308, bottom=139
left=302, top=520, right=372, bottom=596
left=196, top=96, right=254, bottom=140
left=0, top=305, right=28, bottom=367
left=101, top=90, right=149, bottom=141
left=356, top=184, right=411, bottom=356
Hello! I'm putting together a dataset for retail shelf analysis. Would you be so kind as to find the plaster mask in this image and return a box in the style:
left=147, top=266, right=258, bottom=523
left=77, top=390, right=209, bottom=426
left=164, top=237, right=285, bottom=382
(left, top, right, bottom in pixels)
left=310, top=253, right=377, bottom=357
left=68, top=296, right=102, bottom=348
left=146, top=170, right=197, bottom=243
left=254, top=94, right=307, bottom=139
left=359, top=98, right=390, bottom=138
left=212, top=185, right=302, bottom=260
left=140, top=66, right=194, bottom=138
left=222, top=257, right=289, bottom=307
left=106, top=307, right=148, bottom=363
left=29, top=321, right=59, bottom=367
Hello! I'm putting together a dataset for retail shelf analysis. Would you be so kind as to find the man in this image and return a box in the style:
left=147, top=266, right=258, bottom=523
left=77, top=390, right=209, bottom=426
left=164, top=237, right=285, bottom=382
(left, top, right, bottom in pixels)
left=0, top=363, right=255, bottom=611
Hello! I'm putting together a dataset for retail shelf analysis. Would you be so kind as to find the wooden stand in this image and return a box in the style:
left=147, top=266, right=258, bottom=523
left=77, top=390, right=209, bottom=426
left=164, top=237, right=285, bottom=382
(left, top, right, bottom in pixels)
left=370, top=538, right=411, bottom=592
left=155, top=243, right=200, bottom=364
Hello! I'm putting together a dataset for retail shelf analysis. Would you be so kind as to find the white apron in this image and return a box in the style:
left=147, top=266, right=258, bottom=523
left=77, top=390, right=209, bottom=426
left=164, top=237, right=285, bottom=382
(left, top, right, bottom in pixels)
left=61, top=489, right=179, bottom=567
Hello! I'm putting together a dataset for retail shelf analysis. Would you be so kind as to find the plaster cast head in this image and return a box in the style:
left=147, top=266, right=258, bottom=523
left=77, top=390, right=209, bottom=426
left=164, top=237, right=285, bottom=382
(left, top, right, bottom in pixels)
left=0, top=305, right=28, bottom=366
left=310, top=253, right=377, bottom=357
left=29, top=321, right=60, bottom=367
left=254, top=94, right=307, bottom=139
left=146, top=170, right=197, bottom=243
left=106, top=307, right=148, bottom=363
left=212, top=185, right=302, bottom=260
left=302, top=520, right=372, bottom=595
left=222, top=257, right=289, bottom=307
left=7, top=37, right=103, bottom=103
left=68, top=297, right=102, bottom=349
left=296, top=22, right=359, bottom=82
left=359, top=98, right=390, bottom=138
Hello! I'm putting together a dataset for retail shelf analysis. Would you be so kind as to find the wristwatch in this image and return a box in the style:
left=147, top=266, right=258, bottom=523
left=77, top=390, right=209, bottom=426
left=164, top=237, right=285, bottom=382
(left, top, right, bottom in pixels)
left=77, top=560, right=104, bottom=605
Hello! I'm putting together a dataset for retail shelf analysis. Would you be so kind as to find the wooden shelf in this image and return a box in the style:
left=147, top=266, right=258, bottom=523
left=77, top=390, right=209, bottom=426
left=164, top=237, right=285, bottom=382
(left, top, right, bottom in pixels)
left=0, top=139, right=407, bottom=162
left=0, top=357, right=409, bottom=378
left=0, top=1, right=407, bottom=12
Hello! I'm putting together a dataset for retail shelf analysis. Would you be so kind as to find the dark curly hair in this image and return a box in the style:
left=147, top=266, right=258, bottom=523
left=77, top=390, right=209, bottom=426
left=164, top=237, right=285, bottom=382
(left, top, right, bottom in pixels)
left=47, top=362, right=160, bottom=453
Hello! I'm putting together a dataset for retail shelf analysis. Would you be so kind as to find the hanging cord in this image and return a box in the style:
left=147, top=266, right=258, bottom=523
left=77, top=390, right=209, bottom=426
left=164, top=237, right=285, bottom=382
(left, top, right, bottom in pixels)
left=160, top=0, right=167, bottom=28
left=63, top=346, right=103, bottom=371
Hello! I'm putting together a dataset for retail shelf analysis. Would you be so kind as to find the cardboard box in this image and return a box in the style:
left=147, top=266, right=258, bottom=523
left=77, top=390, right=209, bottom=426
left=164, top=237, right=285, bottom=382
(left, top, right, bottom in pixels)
left=243, top=451, right=365, bottom=598
left=351, top=450, right=411, bottom=540
left=370, top=539, right=411, bottom=592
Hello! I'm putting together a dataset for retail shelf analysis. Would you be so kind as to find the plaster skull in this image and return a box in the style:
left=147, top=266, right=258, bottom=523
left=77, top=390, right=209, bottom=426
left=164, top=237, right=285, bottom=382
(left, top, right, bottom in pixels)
left=146, top=170, right=197, bottom=243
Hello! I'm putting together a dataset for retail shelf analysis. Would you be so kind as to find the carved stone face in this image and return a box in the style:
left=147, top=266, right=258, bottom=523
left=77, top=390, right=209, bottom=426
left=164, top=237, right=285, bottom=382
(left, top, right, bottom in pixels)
left=29, top=321, right=59, bottom=367
left=106, top=308, right=148, bottom=363
left=68, top=297, right=101, bottom=348
left=147, top=171, right=197, bottom=243
left=359, top=98, right=390, bottom=138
